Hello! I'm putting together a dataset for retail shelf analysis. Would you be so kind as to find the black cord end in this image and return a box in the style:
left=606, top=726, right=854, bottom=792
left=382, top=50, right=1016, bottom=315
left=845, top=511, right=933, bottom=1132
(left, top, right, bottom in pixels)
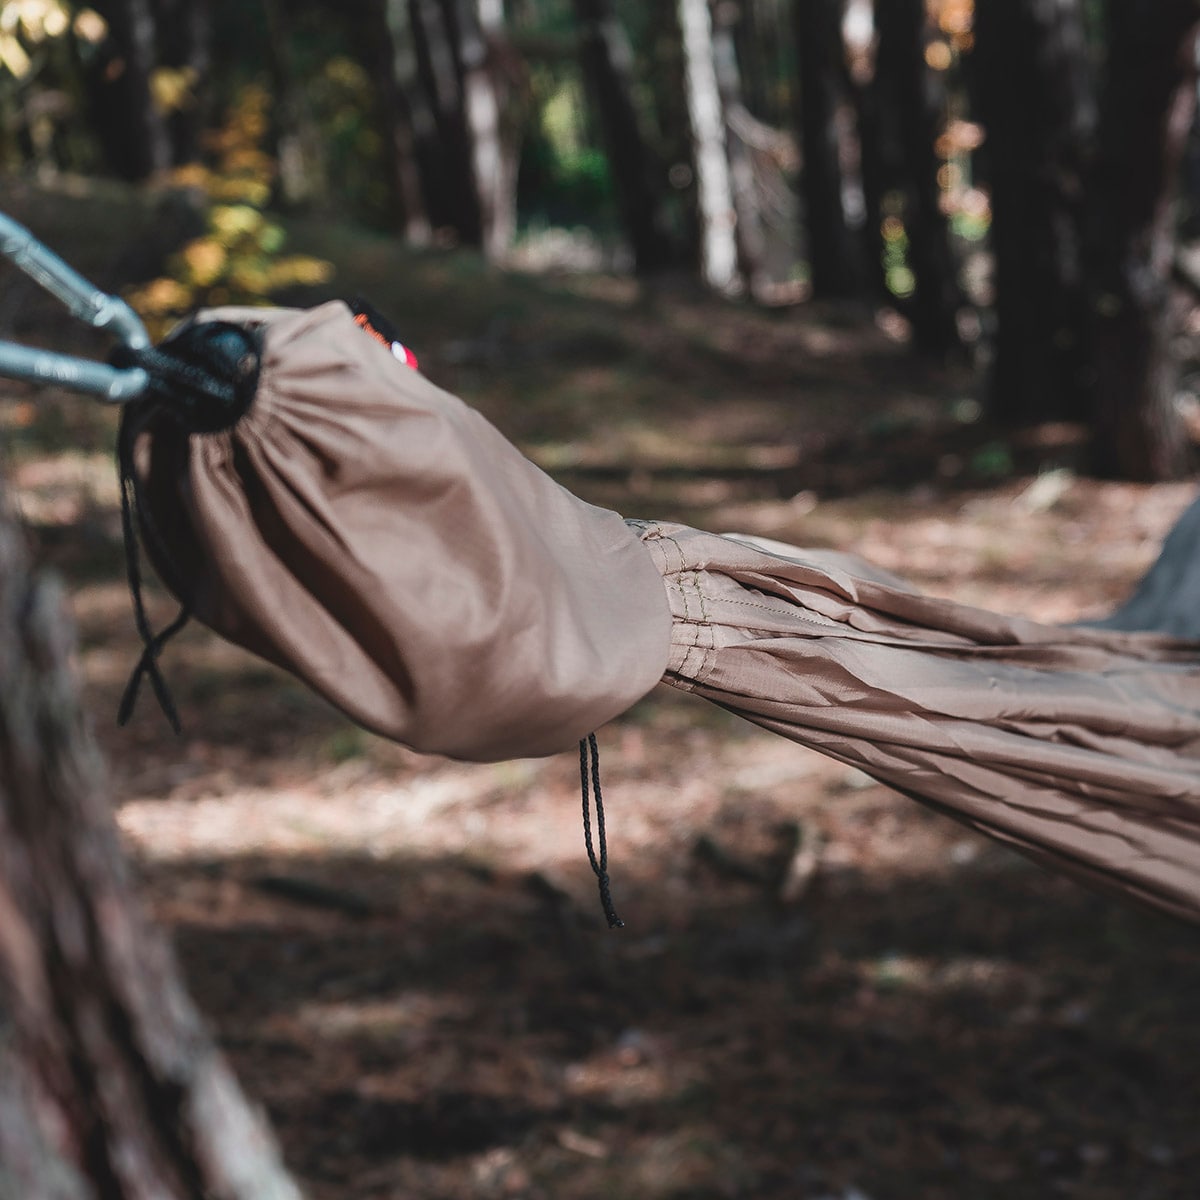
left=581, top=733, right=625, bottom=930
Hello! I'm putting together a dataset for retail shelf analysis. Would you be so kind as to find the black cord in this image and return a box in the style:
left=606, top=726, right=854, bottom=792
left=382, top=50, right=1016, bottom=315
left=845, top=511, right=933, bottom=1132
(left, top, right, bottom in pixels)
left=110, top=320, right=260, bottom=733
left=580, top=732, right=624, bottom=929
left=115, top=404, right=189, bottom=734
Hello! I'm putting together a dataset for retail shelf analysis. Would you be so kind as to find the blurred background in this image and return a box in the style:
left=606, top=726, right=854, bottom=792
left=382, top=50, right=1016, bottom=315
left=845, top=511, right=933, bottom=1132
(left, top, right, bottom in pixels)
left=3, top=2, right=1200, bottom=1198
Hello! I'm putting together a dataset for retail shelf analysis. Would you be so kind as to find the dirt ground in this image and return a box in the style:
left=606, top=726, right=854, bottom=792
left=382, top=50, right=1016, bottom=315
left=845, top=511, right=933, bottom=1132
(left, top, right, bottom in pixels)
left=4, top=180, right=1200, bottom=1199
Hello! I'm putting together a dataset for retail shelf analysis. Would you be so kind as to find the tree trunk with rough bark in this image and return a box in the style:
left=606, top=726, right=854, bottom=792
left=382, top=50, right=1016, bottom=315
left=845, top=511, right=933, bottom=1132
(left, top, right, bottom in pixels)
left=1087, top=1, right=1200, bottom=481
left=572, top=0, right=675, bottom=273
left=972, top=0, right=1095, bottom=424
left=0, top=489, right=303, bottom=1199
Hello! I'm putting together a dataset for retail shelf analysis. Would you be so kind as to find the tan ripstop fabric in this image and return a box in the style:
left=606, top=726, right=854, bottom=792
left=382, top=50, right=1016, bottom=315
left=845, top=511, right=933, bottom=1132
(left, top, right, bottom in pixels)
left=130, top=302, right=672, bottom=761
left=636, top=521, right=1200, bottom=924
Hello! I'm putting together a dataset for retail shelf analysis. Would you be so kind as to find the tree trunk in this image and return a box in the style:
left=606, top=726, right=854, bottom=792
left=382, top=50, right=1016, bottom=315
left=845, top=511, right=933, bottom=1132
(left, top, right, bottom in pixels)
left=874, top=0, right=964, bottom=357
left=972, top=0, right=1095, bottom=424
left=792, top=0, right=859, bottom=297
left=0, top=493, right=303, bottom=1198
left=383, top=0, right=449, bottom=239
left=572, top=0, right=675, bottom=273
left=363, top=0, right=434, bottom=244
left=410, top=0, right=484, bottom=244
left=150, top=0, right=211, bottom=165
left=448, top=0, right=516, bottom=259
left=85, top=0, right=172, bottom=181
left=678, top=0, right=740, bottom=292
left=1087, top=2, right=1199, bottom=481
left=712, top=0, right=770, bottom=297
left=261, top=0, right=325, bottom=207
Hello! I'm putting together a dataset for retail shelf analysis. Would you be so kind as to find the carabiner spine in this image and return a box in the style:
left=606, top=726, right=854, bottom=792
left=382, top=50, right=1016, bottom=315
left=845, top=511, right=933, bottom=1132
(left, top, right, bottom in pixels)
left=0, top=209, right=152, bottom=402
left=0, top=340, right=149, bottom=403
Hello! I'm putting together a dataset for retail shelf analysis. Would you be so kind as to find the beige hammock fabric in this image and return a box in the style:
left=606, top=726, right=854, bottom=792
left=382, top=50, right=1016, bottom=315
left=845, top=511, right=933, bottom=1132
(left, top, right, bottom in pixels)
left=127, top=301, right=1200, bottom=924
left=635, top=521, right=1200, bottom=924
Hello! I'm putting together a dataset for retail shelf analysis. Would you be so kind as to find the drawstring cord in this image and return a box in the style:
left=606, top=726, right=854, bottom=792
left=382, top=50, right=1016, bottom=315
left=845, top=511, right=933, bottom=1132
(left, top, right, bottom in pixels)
left=580, top=732, right=624, bottom=928
left=115, top=402, right=190, bottom=733
left=111, top=320, right=260, bottom=734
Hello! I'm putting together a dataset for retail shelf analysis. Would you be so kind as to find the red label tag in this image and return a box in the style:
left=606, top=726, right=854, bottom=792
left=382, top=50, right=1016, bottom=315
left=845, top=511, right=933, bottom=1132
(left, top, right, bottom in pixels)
left=348, top=299, right=419, bottom=372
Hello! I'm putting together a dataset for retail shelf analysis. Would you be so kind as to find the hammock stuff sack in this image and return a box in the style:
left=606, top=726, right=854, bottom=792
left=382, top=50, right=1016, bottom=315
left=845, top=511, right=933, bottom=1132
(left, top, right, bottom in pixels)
left=120, top=302, right=1200, bottom=926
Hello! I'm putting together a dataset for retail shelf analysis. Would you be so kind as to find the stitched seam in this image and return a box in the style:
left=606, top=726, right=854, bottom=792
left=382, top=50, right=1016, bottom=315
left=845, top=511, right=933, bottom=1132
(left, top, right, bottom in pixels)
left=661, top=532, right=688, bottom=577
left=691, top=571, right=721, bottom=688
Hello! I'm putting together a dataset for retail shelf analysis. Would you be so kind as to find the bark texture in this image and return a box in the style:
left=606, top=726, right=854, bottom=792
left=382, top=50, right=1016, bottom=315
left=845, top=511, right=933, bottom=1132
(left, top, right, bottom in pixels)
left=1087, top=2, right=1200, bottom=480
left=0, top=494, right=303, bottom=1200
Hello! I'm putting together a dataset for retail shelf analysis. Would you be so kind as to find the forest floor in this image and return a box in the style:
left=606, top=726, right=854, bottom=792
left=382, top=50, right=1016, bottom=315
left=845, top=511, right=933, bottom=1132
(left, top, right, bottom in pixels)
left=4, top=177, right=1200, bottom=1200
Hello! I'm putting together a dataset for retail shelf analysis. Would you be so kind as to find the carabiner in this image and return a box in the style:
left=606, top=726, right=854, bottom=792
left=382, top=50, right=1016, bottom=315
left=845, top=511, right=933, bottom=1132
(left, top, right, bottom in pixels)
left=0, top=211, right=150, bottom=403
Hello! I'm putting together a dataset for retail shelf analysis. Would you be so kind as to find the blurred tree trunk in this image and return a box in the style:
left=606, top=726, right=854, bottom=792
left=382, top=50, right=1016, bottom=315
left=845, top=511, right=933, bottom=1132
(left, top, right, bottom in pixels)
left=792, top=0, right=859, bottom=297
left=361, top=0, right=434, bottom=244
left=874, top=0, right=963, bottom=358
left=849, top=28, right=894, bottom=300
left=0, top=493, right=303, bottom=1199
left=712, top=0, right=769, bottom=297
left=1087, top=1, right=1200, bottom=481
left=261, top=0, right=325, bottom=207
left=151, top=0, right=211, bottom=165
left=85, top=0, right=171, bottom=181
left=448, top=0, right=519, bottom=259
left=572, top=0, right=675, bottom=273
left=385, top=0, right=449, bottom=238
left=410, top=0, right=484, bottom=245
left=972, top=0, right=1095, bottom=424
left=678, top=0, right=740, bottom=292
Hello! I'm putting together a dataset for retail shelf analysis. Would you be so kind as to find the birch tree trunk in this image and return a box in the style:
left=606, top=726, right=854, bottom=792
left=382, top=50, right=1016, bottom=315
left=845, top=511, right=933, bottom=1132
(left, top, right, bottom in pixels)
left=452, top=0, right=517, bottom=259
left=677, top=0, right=740, bottom=292
left=712, top=0, right=769, bottom=298
left=0, top=492, right=303, bottom=1199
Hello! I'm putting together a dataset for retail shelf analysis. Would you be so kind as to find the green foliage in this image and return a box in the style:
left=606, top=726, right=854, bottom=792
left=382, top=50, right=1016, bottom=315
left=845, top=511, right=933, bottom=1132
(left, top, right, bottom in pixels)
left=0, top=1, right=101, bottom=174
left=125, top=85, right=332, bottom=337
left=881, top=212, right=916, bottom=301
left=519, top=71, right=617, bottom=229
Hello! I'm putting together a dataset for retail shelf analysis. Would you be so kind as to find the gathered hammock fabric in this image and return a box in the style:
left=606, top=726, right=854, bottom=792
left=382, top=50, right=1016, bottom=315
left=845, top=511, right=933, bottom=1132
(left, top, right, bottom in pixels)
left=122, top=302, right=1200, bottom=925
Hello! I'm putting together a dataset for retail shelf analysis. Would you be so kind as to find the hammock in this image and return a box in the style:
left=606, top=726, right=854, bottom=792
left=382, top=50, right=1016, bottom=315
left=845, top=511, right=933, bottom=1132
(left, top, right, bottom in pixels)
left=3, top=215, right=1199, bottom=925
